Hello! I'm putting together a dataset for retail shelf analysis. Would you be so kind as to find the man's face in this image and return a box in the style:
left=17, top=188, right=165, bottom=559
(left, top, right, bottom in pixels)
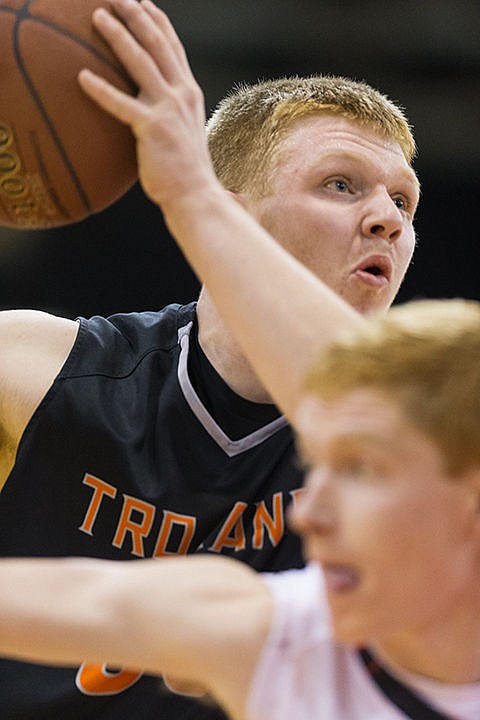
left=291, top=389, right=479, bottom=651
left=243, top=115, right=420, bottom=315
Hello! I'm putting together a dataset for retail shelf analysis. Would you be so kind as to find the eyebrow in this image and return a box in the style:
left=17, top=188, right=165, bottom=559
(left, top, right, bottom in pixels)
left=297, top=430, right=398, bottom=463
left=332, top=431, right=393, bottom=448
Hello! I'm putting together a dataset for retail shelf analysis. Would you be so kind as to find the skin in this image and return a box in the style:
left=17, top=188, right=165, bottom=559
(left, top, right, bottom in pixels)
left=1, top=388, right=479, bottom=719
left=0, top=553, right=272, bottom=720
left=77, top=0, right=418, bottom=415
left=0, top=310, right=77, bottom=490
left=0, top=0, right=420, bottom=488
left=198, top=116, right=419, bottom=401
left=244, top=115, right=419, bottom=316
left=0, top=4, right=479, bottom=714
left=291, top=388, right=480, bottom=683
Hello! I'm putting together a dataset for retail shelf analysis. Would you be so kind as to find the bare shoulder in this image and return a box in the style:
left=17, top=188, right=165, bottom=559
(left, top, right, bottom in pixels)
left=0, top=309, right=78, bottom=487
left=0, top=308, right=78, bottom=344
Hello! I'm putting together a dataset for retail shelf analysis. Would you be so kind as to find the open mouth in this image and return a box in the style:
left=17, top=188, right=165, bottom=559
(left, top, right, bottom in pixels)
left=364, top=265, right=383, bottom=276
left=353, top=256, right=392, bottom=285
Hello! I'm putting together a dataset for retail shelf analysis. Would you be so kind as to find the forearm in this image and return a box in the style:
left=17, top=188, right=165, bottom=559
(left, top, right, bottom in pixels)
left=0, top=556, right=207, bottom=674
left=0, top=555, right=268, bottom=694
left=78, top=0, right=364, bottom=421
left=0, top=558, right=133, bottom=668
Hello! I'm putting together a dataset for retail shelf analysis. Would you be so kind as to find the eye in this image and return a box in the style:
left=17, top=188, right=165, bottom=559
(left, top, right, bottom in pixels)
left=334, top=180, right=348, bottom=192
left=336, top=453, right=378, bottom=481
left=325, top=177, right=351, bottom=194
left=344, top=458, right=372, bottom=477
left=392, top=194, right=416, bottom=217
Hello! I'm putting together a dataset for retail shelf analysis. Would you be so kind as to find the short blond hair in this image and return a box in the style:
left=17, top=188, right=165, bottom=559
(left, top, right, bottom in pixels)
left=206, top=75, right=416, bottom=197
left=304, top=299, right=480, bottom=476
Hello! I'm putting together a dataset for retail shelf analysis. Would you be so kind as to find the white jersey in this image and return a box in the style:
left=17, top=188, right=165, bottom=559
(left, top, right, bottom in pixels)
left=247, top=564, right=480, bottom=720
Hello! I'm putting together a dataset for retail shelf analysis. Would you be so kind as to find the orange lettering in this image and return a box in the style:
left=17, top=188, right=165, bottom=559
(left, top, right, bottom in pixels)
left=79, top=474, right=117, bottom=535
left=76, top=662, right=142, bottom=696
left=210, top=502, right=247, bottom=552
left=253, top=492, right=284, bottom=548
left=154, top=511, right=196, bottom=557
left=112, top=495, right=155, bottom=557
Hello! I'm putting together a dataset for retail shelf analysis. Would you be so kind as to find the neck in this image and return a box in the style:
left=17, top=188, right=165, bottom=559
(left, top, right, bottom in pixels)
left=196, top=288, right=273, bottom=404
left=374, top=590, right=480, bottom=684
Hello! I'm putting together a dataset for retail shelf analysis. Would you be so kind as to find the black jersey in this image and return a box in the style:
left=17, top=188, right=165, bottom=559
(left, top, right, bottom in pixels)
left=0, top=302, right=304, bottom=720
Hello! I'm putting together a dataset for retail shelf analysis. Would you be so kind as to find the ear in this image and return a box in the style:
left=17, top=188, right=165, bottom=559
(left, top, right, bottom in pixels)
left=227, top=190, right=249, bottom=208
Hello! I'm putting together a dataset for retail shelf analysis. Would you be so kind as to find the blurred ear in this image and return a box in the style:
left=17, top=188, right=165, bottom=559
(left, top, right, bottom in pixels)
left=227, top=190, right=248, bottom=208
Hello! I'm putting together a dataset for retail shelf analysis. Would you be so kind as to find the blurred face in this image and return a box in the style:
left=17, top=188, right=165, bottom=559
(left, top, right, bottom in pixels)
left=243, top=115, right=419, bottom=315
left=291, top=388, right=479, bottom=651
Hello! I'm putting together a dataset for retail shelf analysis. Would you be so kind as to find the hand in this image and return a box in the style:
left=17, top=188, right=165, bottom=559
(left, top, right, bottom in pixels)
left=78, top=0, right=218, bottom=211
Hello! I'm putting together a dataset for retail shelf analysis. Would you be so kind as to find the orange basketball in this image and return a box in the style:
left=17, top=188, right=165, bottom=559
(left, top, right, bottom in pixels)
left=0, top=0, right=137, bottom=229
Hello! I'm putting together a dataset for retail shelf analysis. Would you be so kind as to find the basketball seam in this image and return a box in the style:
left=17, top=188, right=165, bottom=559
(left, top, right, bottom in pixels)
left=4, top=0, right=135, bottom=216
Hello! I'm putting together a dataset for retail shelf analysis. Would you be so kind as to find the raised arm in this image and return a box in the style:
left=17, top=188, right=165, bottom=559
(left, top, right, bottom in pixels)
left=78, top=0, right=363, bottom=419
left=0, top=555, right=272, bottom=720
left=0, top=310, right=78, bottom=490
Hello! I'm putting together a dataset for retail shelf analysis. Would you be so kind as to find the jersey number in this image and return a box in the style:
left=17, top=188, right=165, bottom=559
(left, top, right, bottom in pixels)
left=76, top=662, right=143, bottom=695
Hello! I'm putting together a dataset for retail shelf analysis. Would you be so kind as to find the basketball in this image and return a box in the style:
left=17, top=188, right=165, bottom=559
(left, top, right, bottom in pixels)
left=0, top=0, right=137, bottom=230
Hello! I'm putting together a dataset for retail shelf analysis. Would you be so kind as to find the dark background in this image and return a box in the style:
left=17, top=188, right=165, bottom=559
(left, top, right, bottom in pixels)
left=0, top=0, right=479, bottom=319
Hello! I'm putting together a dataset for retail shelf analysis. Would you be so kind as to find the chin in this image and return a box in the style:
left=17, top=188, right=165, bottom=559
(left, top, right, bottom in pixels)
left=354, top=297, right=392, bottom=317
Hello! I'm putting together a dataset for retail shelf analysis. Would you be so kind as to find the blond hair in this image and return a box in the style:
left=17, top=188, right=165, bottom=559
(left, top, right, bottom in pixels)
left=304, top=299, right=480, bottom=475
left=206, top=75, right=416, bottom=197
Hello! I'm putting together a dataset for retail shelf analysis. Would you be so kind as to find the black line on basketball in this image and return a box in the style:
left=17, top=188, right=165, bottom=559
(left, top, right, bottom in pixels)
left=13, top=0, right=91, bottom=212
left=30, top=130, right=71, bottom=221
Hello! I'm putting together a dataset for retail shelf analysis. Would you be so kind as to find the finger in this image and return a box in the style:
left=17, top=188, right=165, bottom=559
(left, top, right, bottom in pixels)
left=106, top=0, right=191, bottom=87
left=92, top=5, right=167, bottom=98
left=139, top=0, right=193, bottom=78
left=78, top=67, right=145, bottom=128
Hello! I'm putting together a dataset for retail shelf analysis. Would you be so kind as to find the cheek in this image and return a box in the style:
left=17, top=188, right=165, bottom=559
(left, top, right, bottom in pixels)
left=398, top=227, right=416, bottom=267
left=346, top=494, right=415, bottom=563
left=258, top=206, right=323, bottom=261
left=367, top=493, right=455, bottom=582
left=254, top=198, right=356, bottom=284
left=257, top=195, right=338, bottom=242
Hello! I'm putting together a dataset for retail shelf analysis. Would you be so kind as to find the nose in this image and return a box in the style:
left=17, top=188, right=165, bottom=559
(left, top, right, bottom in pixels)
left=361, top=187, right=403, bottom=244
left=289, top=468, right=336, bottom=537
